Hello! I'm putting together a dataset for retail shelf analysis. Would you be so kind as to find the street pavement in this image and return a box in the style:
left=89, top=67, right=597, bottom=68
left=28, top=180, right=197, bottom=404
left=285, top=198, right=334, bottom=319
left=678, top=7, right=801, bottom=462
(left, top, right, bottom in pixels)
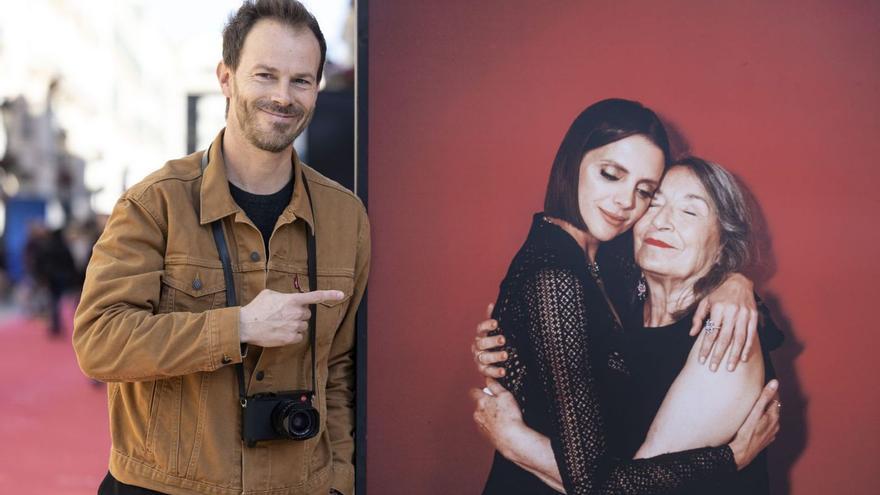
left=0, top=300, right=109, bottom=494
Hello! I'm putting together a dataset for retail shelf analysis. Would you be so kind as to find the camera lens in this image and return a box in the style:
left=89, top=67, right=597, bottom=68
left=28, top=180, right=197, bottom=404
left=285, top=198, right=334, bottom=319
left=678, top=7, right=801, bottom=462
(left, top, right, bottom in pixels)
left=271, top=399, right=318, bottom=439
left=289, top=409, right=312, bottom=435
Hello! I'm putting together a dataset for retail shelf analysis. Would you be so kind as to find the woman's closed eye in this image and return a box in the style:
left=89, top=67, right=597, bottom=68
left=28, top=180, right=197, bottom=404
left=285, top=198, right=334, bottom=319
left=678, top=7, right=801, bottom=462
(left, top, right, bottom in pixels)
left=600, top=169, right=622, bottom=181
left=637, top=188, right=655, bottom=199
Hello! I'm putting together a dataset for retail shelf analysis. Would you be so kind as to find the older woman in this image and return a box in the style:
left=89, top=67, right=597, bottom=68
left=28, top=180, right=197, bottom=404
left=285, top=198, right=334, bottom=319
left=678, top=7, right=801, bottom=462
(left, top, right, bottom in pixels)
left=472, top=156, right=781, bottom=494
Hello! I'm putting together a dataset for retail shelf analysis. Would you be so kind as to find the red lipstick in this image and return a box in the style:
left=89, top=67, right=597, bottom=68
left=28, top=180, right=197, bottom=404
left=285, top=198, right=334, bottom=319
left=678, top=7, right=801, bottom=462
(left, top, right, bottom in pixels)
left=644, top=237, right=674, bottom=249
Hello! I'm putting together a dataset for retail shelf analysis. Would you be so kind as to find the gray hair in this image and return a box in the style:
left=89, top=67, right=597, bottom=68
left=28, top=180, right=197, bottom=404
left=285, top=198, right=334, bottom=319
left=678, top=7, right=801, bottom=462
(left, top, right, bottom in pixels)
left=670, top=156, right=753, bottom=317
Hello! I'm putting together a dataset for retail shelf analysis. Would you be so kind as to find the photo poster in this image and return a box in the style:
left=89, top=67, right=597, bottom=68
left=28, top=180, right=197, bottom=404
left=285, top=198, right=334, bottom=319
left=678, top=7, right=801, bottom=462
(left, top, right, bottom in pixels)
left=361, top=1, right=880, bottom=494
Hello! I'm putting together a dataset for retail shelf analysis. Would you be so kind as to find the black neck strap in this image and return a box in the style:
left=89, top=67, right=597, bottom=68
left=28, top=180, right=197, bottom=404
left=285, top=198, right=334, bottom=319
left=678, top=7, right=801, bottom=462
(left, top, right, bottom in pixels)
left=200, top=146, right=318, bottom=405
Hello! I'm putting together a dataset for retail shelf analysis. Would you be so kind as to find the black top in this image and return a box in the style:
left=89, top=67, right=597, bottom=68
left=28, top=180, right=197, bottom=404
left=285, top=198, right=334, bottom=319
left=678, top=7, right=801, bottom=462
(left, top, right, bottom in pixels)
left=616, top=301, right=783, bottom=495
left=228, top=178, right=294, bottom=254
left=482, top=214, right=736, bottom=495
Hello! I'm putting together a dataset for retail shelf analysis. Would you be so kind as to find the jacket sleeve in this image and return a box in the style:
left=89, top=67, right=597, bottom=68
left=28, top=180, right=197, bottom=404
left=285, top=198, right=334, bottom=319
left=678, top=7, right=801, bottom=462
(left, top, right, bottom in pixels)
left=523, top=267, right=736, bottom=495
left=73, top=195, right=242, bottom=382
left=326, top=212, right=370, bottom=495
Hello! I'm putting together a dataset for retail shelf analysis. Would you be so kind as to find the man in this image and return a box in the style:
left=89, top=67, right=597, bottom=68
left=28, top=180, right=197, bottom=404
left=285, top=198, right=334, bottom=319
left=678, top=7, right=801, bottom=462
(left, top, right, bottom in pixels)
left=73, top=1, right=368, bottom=494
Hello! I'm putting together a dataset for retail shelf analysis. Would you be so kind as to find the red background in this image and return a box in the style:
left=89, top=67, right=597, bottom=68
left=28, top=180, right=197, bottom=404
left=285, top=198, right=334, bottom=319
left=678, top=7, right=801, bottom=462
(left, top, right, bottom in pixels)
left=366, top=1, right=880, bottom=493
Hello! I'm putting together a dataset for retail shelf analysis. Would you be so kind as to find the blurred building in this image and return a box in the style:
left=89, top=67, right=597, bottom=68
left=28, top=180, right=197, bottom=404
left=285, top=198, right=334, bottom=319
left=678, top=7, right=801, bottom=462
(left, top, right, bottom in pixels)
left=0, top=0, right=353, bottom=281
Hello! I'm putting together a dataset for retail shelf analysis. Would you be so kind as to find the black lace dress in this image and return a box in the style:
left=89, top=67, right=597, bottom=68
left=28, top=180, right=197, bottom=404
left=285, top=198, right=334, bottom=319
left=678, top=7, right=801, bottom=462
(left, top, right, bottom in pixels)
left=482, top=215, right=736, bottom=495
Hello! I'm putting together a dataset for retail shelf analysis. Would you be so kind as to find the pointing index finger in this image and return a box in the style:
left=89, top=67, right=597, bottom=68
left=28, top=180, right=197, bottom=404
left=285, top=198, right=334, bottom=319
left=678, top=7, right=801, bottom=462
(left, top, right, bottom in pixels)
left=294, top=289, right=345, bottom=305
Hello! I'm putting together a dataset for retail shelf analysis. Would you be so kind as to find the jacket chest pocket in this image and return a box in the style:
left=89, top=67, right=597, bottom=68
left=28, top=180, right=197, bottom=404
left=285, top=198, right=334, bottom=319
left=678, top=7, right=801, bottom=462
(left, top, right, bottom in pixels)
left=160, top=264, right=227, bottom=313
left=290, top=272, right=355, bottom=349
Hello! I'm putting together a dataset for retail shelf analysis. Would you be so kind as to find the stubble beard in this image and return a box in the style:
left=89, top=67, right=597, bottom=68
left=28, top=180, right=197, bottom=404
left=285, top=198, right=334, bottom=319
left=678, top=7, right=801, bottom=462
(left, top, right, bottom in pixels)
left=234, top=94, right=313, bottom=153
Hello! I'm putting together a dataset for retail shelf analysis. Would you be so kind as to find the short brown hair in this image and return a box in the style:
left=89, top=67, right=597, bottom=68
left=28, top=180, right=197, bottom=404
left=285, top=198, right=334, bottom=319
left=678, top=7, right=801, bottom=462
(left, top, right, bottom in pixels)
left=544, top=99, right=670, bottom=231
left=222, top=0, right=327, bottom=82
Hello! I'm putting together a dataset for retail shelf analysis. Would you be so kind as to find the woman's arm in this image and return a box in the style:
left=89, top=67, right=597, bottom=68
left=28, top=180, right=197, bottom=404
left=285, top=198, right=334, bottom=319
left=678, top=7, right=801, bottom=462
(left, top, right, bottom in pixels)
left=470, top=379, right=566, bottom=493
left=472, top=376, right=781, bottom=493
left=519, top=267, right=738, bottom=494
left=635, top=333, right=764, bottom=457
left=471, top=300, right=779, bottom=493
left=598, top=237, right=761, bottom=373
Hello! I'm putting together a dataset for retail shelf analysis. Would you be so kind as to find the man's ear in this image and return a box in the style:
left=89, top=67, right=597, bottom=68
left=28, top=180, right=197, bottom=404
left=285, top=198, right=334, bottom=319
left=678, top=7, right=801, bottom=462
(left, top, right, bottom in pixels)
left=217, top=61, right=233, bottom=98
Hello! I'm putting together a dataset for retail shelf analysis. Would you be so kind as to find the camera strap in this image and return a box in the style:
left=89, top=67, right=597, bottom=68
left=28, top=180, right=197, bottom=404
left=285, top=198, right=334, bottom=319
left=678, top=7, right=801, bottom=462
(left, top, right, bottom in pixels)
left=200, top=145, right=319, bottom=409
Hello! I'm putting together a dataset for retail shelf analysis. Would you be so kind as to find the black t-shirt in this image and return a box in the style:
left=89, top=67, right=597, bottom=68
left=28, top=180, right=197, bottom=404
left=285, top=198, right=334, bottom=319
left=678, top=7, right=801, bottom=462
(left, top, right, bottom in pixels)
left=228, top=178, right=294, bottom=254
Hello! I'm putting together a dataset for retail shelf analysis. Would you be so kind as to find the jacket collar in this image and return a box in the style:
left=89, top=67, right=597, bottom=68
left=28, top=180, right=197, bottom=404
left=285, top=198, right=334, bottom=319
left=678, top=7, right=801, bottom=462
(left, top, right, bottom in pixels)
left=199, top=129, right=315, bottom=231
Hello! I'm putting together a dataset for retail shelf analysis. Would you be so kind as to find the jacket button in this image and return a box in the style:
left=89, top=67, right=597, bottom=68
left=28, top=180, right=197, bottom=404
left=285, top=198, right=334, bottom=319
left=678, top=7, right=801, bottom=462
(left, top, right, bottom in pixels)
left=250, top=251, right=260, bottom=261
left=192, top=279, right=202, bottom=290
left=221, top=355, right=232, bottom=364
left=255, top=371, right=265, bottom=381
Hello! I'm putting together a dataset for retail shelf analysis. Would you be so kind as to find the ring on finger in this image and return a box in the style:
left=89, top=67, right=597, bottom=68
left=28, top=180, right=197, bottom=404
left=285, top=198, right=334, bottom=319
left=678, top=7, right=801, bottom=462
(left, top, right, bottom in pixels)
left=702, top=319, right=719, bottom=334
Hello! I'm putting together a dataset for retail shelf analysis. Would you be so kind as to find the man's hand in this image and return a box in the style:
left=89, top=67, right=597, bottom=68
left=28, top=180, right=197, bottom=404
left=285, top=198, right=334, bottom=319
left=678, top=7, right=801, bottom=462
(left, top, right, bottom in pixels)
left=689, top=273, right=758, bottom=372
left=239, top=289, right=345, bottom=347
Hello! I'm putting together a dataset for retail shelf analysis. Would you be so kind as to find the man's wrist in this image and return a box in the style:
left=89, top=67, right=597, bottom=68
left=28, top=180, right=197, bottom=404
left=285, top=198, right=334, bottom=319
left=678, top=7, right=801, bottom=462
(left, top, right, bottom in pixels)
left=238, top=307, right=250, bottom=344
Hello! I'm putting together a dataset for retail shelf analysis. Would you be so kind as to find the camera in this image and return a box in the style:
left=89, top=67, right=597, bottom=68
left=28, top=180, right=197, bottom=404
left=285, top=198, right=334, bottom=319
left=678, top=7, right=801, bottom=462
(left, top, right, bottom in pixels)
left=241, top=391, right=320, bottom=445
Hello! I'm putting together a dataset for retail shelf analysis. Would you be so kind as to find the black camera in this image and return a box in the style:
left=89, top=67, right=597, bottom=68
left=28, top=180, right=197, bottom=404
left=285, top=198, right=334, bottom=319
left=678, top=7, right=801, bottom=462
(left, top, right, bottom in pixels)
left=241, top=391, right=320, bottom=445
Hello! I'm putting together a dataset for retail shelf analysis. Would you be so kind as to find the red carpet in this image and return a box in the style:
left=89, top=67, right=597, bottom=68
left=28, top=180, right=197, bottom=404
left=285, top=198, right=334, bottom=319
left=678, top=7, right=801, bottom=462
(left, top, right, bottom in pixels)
left=0, top=304, right=109, bottom=494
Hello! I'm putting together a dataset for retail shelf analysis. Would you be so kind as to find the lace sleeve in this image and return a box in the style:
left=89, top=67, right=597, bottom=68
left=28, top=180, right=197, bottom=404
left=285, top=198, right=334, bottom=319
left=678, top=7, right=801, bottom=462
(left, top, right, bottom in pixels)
left=523, top=267, right=736, bottom=495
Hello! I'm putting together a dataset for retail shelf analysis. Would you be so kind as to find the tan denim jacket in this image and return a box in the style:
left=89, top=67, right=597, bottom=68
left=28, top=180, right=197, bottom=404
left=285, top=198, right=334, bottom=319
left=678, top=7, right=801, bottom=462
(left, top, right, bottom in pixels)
left=73, top=131, right=369, bottom=495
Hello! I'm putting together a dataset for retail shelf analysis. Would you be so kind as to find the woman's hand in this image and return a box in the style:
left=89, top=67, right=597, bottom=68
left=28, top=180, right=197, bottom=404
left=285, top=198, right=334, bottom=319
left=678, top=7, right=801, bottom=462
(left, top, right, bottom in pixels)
left=728, top=379, right=781, bottom=470
left=469, top=378, right=567, bottom=492
left=471, top=303, right=508, bottom=378
left=689, top=273, right=758, bottom=372
left=469, top=378, right=526, bottom=458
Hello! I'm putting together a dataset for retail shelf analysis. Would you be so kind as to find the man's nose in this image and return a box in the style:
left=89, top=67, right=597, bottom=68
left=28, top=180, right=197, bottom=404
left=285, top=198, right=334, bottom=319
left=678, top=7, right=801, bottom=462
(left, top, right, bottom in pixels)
left=270, top=81, right=293, bottom=107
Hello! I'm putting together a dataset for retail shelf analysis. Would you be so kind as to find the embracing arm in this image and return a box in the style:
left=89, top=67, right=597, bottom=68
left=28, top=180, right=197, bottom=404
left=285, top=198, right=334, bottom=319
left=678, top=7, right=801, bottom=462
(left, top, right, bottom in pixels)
left=73, top=196, right=242, bottom=382
left=474, top=377, right=780, bottom=494
left=600, top=241, right=763, bottom=373
left=522, top=268, right=736, bottom=495
left=472, top=379, right=567, bottom=492
left=636, top=333, right=764, bottom=458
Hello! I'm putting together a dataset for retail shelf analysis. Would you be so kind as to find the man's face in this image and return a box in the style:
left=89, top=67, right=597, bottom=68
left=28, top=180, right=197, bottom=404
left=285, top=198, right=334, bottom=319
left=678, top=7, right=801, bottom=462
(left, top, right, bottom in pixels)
left=219, top=19, right=321, bottom=153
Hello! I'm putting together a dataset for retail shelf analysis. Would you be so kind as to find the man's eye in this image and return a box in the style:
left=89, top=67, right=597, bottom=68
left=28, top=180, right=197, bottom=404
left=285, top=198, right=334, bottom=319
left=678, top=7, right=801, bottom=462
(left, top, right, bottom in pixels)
left=637, top=189, right=654, bottom=199
left=256, top=73, right=273, bottom=79
left=600, top=170, right=620, bottom=181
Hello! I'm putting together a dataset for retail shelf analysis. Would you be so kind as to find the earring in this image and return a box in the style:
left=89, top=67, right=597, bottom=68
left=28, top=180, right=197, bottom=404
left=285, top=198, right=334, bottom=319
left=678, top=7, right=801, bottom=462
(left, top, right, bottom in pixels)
left=637, top=274, right=647, bottom=301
